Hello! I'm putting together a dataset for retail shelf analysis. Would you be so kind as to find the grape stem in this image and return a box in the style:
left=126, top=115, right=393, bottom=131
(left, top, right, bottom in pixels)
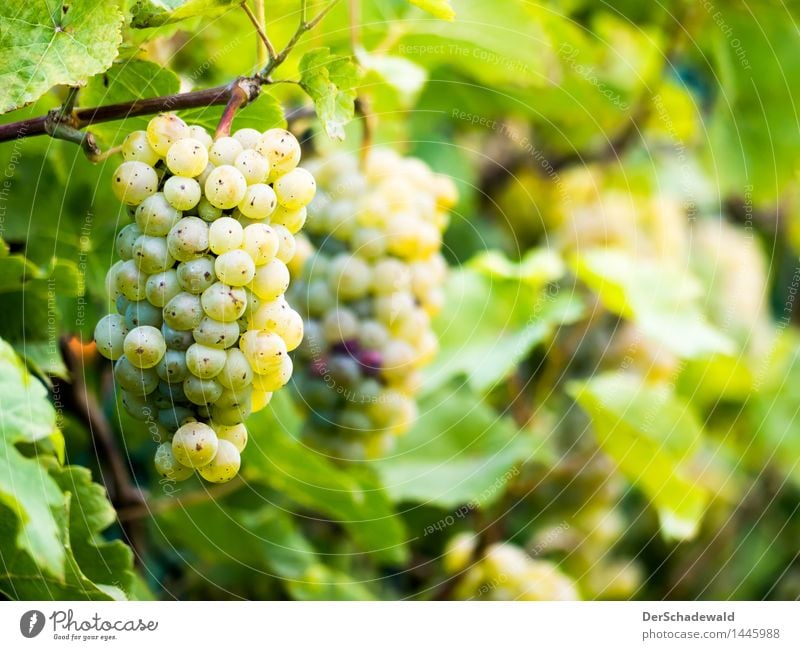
left=241, top=0, right=276, bottom=66
left=0, top=0, right=340, bottom=153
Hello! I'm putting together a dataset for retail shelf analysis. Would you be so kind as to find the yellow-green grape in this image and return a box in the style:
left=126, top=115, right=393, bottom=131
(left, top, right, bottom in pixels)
left=146, top=113, right=189, bottom=156
left=116, top=259, right=148, bottom=301
left=132, top=234, right=174, bottom=274
left=238, top=183, right=277, bottom=219
left=162, top=322, right=194, bottom=351
left=327, top=253, right=371, bottom=299
left=272, top=225, right=296, bottom=264
left=216, top=348, right=254, bottom=391
left=210, top=402, right=251, bottom=426
left=135, top=193, right=181, bottom=237
left=205, top=165, right=248, bottom=210
left=146, top=269, right=181, bottom=307
left=185, top=343, right=227, bottom=379
left=123, top=325, right=167, bottom=369
left=163, top=292, right=204, bottom=330
left=183, top=375, right=223, bottom=405
left=193, top=316, right=239, bottom=349
left=234, top=149, right=270, bottom=184
left=197, top=197, right=223, bottom=222
left=251, top=354, right=293, bottom=391
left=177, top=255, right=216, bottom=294
left=279, top=309, right=304, bottom=351
left=251, top=389, right=272, bottom=412
left=215, top=423, right=247, bottom=452
left=114, top=356, right=159, bottom=396
left=154, top=442, right=194, bottom=481
left=188, top=124, right=213, bottom=148
left=197, top=439, right=240, bottom=483
left=271, top=205, right=307, bottom=234
left=156, top=349, right=189, bottom=384
left=251, top=297, right=290, bottom=331
left=166, top=137, right=209, bottom=177
left=122, top=130, right=160, bottom=166
left=112, top=161, right=158, bottom=205
left=167, top=216, right=209, bottom=262
left=200, top=282, right=247, bottom=322
left=172, top=421, right=218, bottom=468
left=94, top=314, right=129, bottom=360
left=116, top=223, right=142, bottom=260
left=242, top=223, right=279, bottom=265
left=163, top=176, right=202, bottom=211
left=240, top=330, right=287, bottom=374
left=208, top=136, right=244, bottom=166
left=232, top=128, right=262, bottom=150
left=215, top=249, right=256, bottom=286
left=249, top=258, right=290, bottom=300
left=208, top=217, right=244, bottom=255
left=273, top=168, right=316, bottom=210
left=256, top=128, right=301, bottom=177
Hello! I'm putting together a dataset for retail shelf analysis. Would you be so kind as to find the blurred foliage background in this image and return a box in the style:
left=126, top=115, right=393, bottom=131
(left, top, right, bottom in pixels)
left=1, top=0, right=799, bottom=600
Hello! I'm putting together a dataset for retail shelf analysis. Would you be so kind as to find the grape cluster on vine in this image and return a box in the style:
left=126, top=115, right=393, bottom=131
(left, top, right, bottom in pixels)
left=95, top=114, right=315, bottom=483
left=288, top=149, right=457, bottom=460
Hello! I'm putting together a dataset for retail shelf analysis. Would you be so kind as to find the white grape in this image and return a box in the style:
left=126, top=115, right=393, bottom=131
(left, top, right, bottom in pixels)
left=112, top=161, right=158, bottom=205
left=146, top=113, right=189, bottom=156
left=122, top=130, right=160, bottom=166
left=166, top=137, right=208, bottom=177
left=123, top=325, right=167, bottom=369
left=172, top=421, right=218, bottom=468
left=186, top=343, right=227, bottom=379
left=197, top=439, right=240, bottom=483
left=274, top=167, right=316, bottom=210
left=163, top=176, right=202, bottom=211
left=208, top=217, right=244, bottom=254
left=135, top=193, right=181, bottom=237
left=205, top=165, right=248, bottom=210
left=238, top=183, right=277, bottom=219
left=209, top=137, right=244, bottom=166
left=215, top=249, right=256, bottom=286
left=94, top=313, right=128, bottom=360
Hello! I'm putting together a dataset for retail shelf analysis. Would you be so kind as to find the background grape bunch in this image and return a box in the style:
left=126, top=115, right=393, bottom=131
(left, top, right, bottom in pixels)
left=288, top=149, right=457, bottom=460
left=94, top=113, right=315, bottom=484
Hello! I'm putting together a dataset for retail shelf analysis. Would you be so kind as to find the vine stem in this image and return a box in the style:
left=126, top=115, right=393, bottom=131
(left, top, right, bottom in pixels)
left=0, top=0, right=340, bottom=150
left=242, top=0, right=276, bottom=65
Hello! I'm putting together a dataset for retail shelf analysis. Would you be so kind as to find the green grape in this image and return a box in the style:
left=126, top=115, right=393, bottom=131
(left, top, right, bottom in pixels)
left=146, top=113, right=189, bottom=156
left=188, top=124, right=213, bottom=149
left=305, top=279, right=334, bottom=316
left=216, top=348, right=253, bottom=391
left=156, top=349, right=189, bottom=384
left=358, top=319, right=389, bottom=350
left=209, top=402, right=251, bottom=426
left=232, top=128, right=262, bottom=149
left=167, top=216, right=209, bottom=262
left=234, top=149, right=269, bottom=184
left=251, top=388, right=272, bottom=413
left=172, top=421, right=218, bottom=468
left=166, top=137, right=209, bottom=177
left=115, top=259, right=148, bottom=301
left=380, top=340, right=416, bottom=382
left=251, top=297, right=290, bottom=331
left=123, top=325, right=167, bottom=369
left=256, top=128, right=301, bottom=177
left=322, top=307, right=359, bottom=343
left=122, top=130, right=160, bottom=166
left=164, top=175, right=202, bottom=211
left=177, top=255, right=216, bottom=294
left=326, top=355, right=361, bottom=388
left=279, top=308, right=304, bottom=351
left=116, top=223, right=143, bottom=260
left=242, top=223, right=279, bottom=265
left=112, top=161, right=159, bottom=205
left=215, top=249, right=256, bottom=286
left=208, top=216, right=244, bottom=254
left=193, top=316, right=239, bottom=349
left=272, top=225, right=296, bottom=264
left=372, top=258, right=411, bottom=295
left=208, top=136, right=244, bottom=166
left=214, top=385, right=252, bottom=410
left=132, top=234, right=174, bottom=274
left=162, top=322, right=194, bottom=350
left=121, top=390, right=155, bottom=420
left=338, top=409, right=374, bottom=433
left=200, top=282, right=247, bottom=322
left=214, top=422, right=248, bottom=452
left=238, top=183, right=277, bottom=219
left=197, top=197, right=223, bottom=222
left=251, top=354, right=293, bottom=391
left=185, top=343, right=227, bottom=379
left=271, top=205, right=307, bottom=234
left=350, top=227, right=387, bottom=259
left=274, top=167, right=316, bottom=210
left=183, top=375, right=224, bottom=405
left=135, top=193, right=181, bottom=237
left=154, top=442, right=194, bottom=481
left=158, top=406, right=195, bottom=431
left=374, top=291, right=415, bottom=327
left=125, top=300, right=163, bottom=329
left=197, top=439, right=240, bottom=483
left=116, top=295, right=130, bottom=314
left=327, top=253, right=371, bottom=299
left=205, top=165, right=247, bottom=212
left=146, top=269, right=181, bottom=307
left=114, top=356, right=159, bottom=395
left=249, top=258, right=290, bottom=300
left=163, top=292, right=204, bottom=330
left=94, top=313, right=128, bottom=360
left=240, top=330, right=287, bottom=374
left=157, top=379, right=187, bottom=402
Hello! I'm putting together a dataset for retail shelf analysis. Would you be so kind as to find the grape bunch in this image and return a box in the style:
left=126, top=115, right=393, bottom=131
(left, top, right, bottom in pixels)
left=288, top=149, right=457, bottom=460
left=94, top=113, right=315, bottom=483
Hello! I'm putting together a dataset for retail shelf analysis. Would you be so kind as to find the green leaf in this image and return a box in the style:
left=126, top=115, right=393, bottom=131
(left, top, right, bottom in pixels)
left=567, top=373, right=709, bottom=540
left=0, top=339, right=63, bottom=577
left=0, top=255, right=84, bottom=296
left=570, top=249, right=734, bottom=360
left=129, top=0, right=240, bottom=28
left=356, top=47, right=428, bottom=106
left=299, top=48, right=360, bottom=141
left=0, top=0, right=123, bottom=113
left=81, top=60, right=180, bottom=143
left=245, top=392, right=408, bottom=564
left=426, top=264, right=582, bottom=393
left=376, top=383, right=530, bottom=508
left=409, top=0, right=455, bottom=20
left=15, top=342, right=69, bottom=385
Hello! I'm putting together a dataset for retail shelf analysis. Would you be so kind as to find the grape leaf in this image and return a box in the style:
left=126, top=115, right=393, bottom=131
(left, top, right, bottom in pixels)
left=425, top=264, right=583, bottom=393
left=0, top=0, right=123, bottom=113
left=570, top=249, right=734, bottom=359
left=244, top=391, right=408, bottom=564
left=568, top=373, right=709, bottom=540
left=376, top=383, right=531, bottom=509
left=299, top=48, right=360, bottom=141
left=409, top=0, right=455, bottom=20
left=356, top=47, right=427, bottom=106
left=0, top=339, right=63, bottom=578
left=129, top=0, right=240, bottom=28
